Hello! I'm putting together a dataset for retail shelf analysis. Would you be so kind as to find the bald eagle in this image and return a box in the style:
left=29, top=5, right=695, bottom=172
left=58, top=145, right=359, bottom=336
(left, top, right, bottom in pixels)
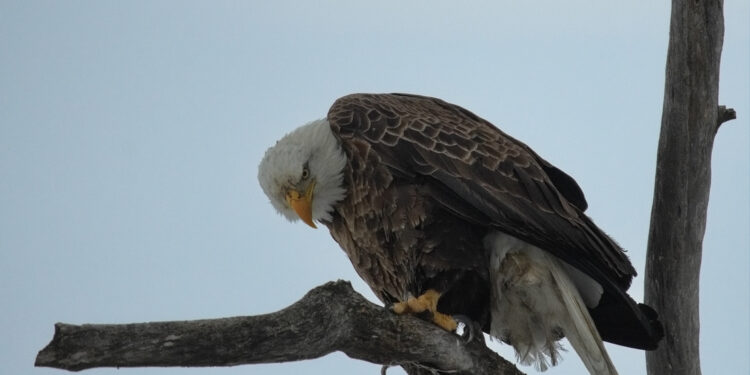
left=258, top=93, right=662, bottom=374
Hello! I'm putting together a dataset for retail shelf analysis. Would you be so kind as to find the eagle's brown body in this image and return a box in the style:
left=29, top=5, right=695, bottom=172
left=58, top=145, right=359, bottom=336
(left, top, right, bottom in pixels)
left=325, top=156, right=492, bottom=328
left=320, top=93, right=661, bottom=349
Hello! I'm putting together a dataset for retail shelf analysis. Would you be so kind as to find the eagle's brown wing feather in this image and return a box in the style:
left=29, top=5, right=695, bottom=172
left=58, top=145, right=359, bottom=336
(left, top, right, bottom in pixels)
left=327, top=93, right=635, bottom=290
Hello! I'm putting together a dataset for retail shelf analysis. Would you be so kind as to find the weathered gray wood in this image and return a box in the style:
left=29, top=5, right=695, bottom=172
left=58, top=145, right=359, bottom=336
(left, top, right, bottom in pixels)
left=717, top=105, right=737, bottom=129
left=644, top=0, right=733, bottom=374
left=35, top=280, right=524, bottom=375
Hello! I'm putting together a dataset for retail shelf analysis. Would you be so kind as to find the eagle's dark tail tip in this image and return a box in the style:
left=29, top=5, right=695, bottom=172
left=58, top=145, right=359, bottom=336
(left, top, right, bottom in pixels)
left=638, top=303, right=665, bottom=350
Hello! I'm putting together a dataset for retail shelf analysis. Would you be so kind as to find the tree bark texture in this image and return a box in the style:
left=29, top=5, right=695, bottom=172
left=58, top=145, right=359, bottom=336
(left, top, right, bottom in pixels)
left=644, top=1, right=733, bottom=375
left=36, top=280, right=524, bottom=375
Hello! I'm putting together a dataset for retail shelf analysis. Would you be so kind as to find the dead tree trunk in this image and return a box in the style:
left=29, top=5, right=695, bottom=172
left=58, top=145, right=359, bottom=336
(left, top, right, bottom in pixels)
left=644, top=0, right=734, bottom=374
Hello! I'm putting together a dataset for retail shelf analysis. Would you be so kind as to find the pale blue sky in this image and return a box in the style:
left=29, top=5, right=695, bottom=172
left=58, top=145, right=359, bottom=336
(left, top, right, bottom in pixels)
left=1, top=2, right=748, bottom=375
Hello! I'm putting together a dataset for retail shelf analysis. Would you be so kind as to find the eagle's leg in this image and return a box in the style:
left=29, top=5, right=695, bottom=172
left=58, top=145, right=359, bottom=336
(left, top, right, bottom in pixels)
left=391, top=289, right=458, bottom=332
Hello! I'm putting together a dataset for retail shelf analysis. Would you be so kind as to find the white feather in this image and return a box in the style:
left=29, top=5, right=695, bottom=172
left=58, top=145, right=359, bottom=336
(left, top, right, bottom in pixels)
left=545, top=251, right=618, bottom=375
left=559, top=261, right=604, bottom=308
left=257, top=119, right=348, bottom=223
left=484, top=231, right=617, bottom=375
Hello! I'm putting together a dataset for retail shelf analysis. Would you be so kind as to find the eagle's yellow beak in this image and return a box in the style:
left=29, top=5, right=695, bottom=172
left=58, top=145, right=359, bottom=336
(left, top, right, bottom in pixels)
left=285, top=181, right=317, bottom=228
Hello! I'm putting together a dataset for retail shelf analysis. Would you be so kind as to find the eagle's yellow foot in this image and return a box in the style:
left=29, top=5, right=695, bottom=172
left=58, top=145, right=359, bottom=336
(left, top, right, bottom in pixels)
left=391, top=289, right=458, bottom=332
left=431, top=311, right=458, bottom=331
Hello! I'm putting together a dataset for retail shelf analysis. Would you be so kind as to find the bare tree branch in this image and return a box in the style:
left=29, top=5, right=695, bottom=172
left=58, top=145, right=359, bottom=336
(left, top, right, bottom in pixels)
left=35, top=280, right=524, bottom=375
left=717, top=105, right=737, bottom=129
left=644, top=0, right=733, bottom=374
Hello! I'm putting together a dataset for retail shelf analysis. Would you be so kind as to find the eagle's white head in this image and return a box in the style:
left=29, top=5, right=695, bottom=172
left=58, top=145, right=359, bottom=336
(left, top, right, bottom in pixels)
left=257, top=119, right=348, bottom=228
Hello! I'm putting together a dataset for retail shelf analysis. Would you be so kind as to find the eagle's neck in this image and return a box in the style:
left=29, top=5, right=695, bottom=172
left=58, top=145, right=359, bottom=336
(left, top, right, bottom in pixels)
left=304, top=119, right=348, bottom=223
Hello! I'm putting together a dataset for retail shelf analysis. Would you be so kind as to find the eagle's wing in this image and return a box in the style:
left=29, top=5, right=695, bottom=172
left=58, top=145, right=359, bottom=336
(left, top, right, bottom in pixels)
left=327, top=93, right=635, bottom=290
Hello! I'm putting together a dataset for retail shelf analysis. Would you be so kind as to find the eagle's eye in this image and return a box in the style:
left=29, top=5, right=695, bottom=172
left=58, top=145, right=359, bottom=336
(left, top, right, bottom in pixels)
left=301, top=167, right=310, bottom=180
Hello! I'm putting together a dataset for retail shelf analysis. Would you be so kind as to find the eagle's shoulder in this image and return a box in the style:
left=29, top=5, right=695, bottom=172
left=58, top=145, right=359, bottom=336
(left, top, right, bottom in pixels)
left=328, top=93, right=587, bottom=211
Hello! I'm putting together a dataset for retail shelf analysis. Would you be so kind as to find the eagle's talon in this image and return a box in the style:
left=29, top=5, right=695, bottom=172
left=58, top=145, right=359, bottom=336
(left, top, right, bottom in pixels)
left=431, top=311, right=458, bottom=332
left=390, top=290, right=456, bottom=332
left=391, top=300, right=410, bottom=314
left=453, top=314, right=485, bottom=344
left=410, top=289, right=440, bottom=313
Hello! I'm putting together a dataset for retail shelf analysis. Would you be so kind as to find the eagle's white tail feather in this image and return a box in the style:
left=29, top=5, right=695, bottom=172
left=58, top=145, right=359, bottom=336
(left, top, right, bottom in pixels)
left=512, top=338, right=565, bottom=372
left=485, top=231, right=618, bottom=375
left=542, top=252, right=619, bottom=375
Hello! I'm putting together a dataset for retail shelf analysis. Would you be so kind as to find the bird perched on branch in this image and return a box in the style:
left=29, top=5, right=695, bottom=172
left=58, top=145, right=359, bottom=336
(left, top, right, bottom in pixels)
left=258, top=93, right=663, bottom=374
